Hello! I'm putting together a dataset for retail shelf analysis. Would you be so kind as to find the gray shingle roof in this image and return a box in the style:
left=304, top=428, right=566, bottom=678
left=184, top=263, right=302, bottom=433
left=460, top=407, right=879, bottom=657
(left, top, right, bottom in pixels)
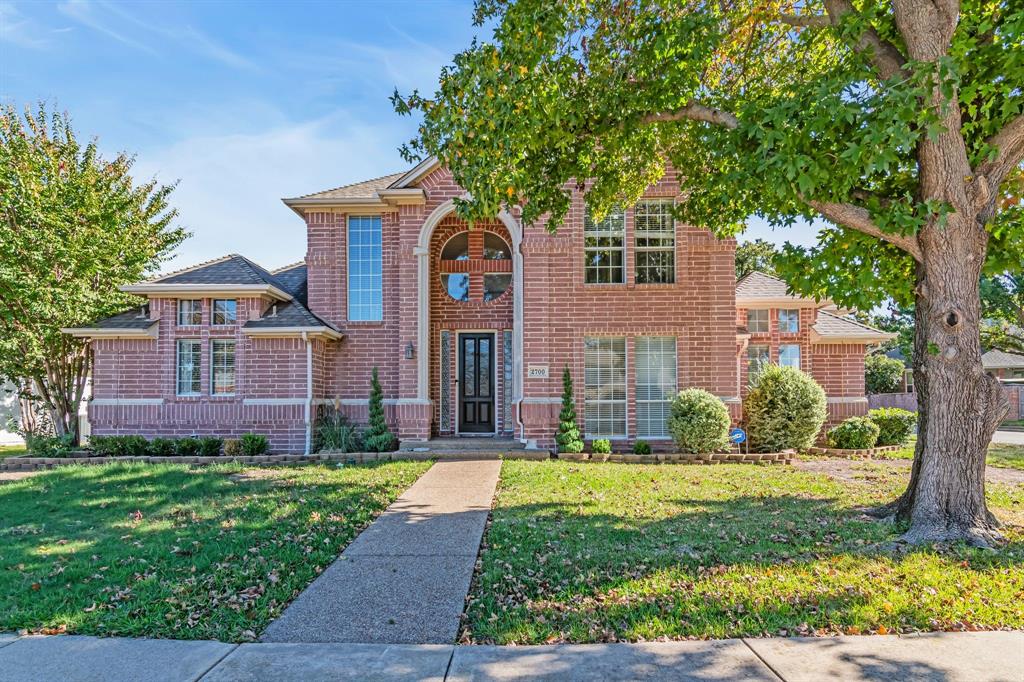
left=287, top=172, right=405, bottom=201
left=154, top=254, right=290, bottom=291
left=271, top=262, right=308, bottom=303
left=983, top=349, right=1024, bottom=369
left=736, top=271, right=802, bottom=301
left=244, top=300, right=340, bottom=332
left=83, top=306, right=157, bottom=330
left=813, top=310, right=892, bottom=340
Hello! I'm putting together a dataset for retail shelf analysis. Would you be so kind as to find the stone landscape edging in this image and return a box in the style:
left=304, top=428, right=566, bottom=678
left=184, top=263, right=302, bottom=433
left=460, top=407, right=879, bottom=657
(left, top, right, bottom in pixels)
left=556, top=451, right=793, bottom=464
left=806, top=444, right=903, bottom=459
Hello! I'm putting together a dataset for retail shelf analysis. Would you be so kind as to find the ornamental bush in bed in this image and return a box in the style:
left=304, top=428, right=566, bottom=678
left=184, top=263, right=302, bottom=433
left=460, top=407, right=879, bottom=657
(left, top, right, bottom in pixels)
left=744, top=364, right=826, bottom=452
left=827, top=417, right=881, bottom=449
left=239, top=433, right=269, bottom=456
left=668, top=388, right=731, bottom=454
left=868, top=407, right=917, bottom=446
left=148, top=438, right=176, bottom=457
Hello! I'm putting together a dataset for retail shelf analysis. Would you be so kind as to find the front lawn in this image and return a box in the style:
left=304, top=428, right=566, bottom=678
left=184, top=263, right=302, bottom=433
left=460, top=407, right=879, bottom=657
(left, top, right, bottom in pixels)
left=463, top=461, right=1024, bottom=644
left=885, top=442, right=1024, bottom=470
left=0, top=444, right=26, bottom=459
left=0, top=460, right=429, bottom=641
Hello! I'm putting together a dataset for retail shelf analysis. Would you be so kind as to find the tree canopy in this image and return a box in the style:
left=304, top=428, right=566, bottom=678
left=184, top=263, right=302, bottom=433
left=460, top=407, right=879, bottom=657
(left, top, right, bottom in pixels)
left=735, top=238, right=780, bottom=279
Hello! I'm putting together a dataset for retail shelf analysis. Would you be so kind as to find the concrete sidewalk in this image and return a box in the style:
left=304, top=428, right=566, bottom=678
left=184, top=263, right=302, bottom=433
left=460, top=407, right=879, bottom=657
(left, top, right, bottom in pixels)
left=0, top=631, right=1020, bottom=681
left=260, top=459, right=501, bottom=644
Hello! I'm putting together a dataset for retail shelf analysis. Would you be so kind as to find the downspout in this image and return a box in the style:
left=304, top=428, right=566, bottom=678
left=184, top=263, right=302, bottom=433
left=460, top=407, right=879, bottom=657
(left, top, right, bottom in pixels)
left=302, top=332, right=312, bottom=456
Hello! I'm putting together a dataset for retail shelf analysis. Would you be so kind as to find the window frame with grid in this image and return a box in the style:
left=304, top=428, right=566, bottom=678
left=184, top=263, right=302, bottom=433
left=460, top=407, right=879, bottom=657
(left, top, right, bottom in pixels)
left=779, top=344, right=801, bottom=369
left=634, top=199, right=675, bottom=284
left=583, top=205, right=625, bottom=284
left=210, top=339, right=236, bottom=396
left=212, top=299, right=237, bottom=326
left=747, top=344, right=770, bottom=374
left=176, top=339, right=201, bottom=396
left=583, top=336, right=627, bottom=438
left=347, top=215, right=383, bottom=322
left=177, top=299, right=202, bottom=326
left=747, top=309, right=769, bottom=334
left=635, top=336, right=677, bottom=439
left=778, top=309, right=800, bottom=333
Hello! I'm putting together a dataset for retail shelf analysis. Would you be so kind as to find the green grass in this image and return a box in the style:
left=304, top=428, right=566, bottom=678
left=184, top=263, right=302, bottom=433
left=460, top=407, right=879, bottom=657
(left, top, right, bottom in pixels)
left=464, top=460, right=1024, bottom=644
left=0, top=460, right=430, bottom=641
left=0, top=445, right=26, bottom=459
left=885, top=442, right=1024, bottom=470
left=1002, top=420, right=1024, bottom=428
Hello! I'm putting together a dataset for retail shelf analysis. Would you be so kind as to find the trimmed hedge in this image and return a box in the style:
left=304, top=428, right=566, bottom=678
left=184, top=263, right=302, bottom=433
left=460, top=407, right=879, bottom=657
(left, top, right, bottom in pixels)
left=868, top=407, right=917, bottom=446
left=745, top=365, right=826, bottom=452
left=828, top=417, right=880, bottom=449
left=240, top=433, right=270, bottom=456
left=85, top=434, right=267, bottom=457
left=668, top=389, right=731, bottom=454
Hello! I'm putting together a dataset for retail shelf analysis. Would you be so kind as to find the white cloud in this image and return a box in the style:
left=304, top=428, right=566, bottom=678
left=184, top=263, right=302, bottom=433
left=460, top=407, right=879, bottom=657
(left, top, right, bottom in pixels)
left=57, top=0, right=157, bottom=54
left=0, top=2, right=55, bottom=49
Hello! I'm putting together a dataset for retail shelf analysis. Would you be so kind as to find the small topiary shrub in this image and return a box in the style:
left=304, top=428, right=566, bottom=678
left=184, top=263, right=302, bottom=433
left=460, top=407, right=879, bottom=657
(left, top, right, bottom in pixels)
left=591, top=438, right=611, bottom=454
left=828, top=417, right=880, bottom=449
left=632, top=440, right=652, bottom=455
left=363, top=367, right=397, bottom=452
left=223, top=439, right=242, bottom=457
left=26, top=433, right=74, bottom=457
left=148, top=437, right=176, bottom=457
left=90, top=435, right=148, bottom=457
left=668, top=389, right=731, bottom=454
left=868, top=407, right=917, bottom=446
left=175, top=437, right=202, bottom=457
left=315, top=411, right=363, bottom=453
left=744, top=365, right=827, bottom=452
left=198, top=437, right=223, bottom=457
left=555, top=366, right=584, bottom=454
left=239, top=433, right=269, bottom=456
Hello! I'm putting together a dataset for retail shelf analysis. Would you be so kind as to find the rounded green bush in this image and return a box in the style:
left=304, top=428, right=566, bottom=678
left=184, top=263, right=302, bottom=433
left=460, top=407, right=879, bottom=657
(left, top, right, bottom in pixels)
left=148, top=437, right=177, bottom=457
left=668, top=388, right=731, bottom=454
left=632, top=440, right=652, bottom=455
left=591, top=438, right=611, bottom=454
left=828, top=416, right=880, bottom=449
left=744, top=364, right=826, bottom=452
left=865, top=353, right=906, bottom=394
left=868, top=407, right=917, bottom=446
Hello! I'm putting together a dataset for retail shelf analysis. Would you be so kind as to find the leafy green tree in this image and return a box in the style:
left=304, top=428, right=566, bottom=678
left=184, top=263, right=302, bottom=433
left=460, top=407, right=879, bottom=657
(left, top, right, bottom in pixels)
left=363, top=367, right=396, bottom=452
left=0, top=104, right=186, bottom=442
left=394, top=0, right=1024, bottom=545
left=981, top=273, right=1023, bottom=354
left=735, top=239, right=779, bottom=279
left=865, top=353, right=907, bottom=394
left=555, top=366, right=583, bottom=453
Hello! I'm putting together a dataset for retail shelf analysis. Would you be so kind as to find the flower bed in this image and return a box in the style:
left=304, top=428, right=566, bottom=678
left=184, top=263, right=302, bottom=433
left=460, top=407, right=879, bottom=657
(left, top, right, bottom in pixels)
left=806, top=444, right=903, bottom=459
left=556, top=451, right=792, bottom=464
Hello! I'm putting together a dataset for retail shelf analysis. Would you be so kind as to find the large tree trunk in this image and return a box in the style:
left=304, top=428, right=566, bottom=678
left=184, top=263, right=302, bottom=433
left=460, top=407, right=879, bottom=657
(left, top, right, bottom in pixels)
left=878, top=215, right=1010, bottom=546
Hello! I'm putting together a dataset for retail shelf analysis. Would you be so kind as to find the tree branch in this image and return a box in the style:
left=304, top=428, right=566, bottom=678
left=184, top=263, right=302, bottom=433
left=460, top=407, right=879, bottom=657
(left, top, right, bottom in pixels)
left=807, top=199, right=923, bottom=261
left=976, top=113, right=1024, bottom=190
left=779, top=14, right=831, bottom=28
left=641, top=102, right=739, bottom=129
left=793, top=0, right=910, bottom=81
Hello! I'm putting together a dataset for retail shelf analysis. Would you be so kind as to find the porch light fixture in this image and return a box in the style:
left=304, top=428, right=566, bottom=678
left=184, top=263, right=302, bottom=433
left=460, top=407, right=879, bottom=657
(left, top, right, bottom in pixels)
left=405, top=342, right=415, bottom=360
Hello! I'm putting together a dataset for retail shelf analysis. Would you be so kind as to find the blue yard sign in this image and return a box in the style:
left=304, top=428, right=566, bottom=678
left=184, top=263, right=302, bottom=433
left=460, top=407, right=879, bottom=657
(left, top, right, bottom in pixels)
left=729, top=427, right=746, bottom=444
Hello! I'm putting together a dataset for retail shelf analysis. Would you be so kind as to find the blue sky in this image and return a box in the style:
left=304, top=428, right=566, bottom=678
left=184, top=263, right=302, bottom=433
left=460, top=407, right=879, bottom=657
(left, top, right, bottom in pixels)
left=1, top=0, right=820, bottom=272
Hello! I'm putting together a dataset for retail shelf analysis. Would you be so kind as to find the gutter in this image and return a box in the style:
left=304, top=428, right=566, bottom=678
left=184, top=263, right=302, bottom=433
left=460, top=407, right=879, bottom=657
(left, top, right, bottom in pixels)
left=303, top=331, right=313, bottom=456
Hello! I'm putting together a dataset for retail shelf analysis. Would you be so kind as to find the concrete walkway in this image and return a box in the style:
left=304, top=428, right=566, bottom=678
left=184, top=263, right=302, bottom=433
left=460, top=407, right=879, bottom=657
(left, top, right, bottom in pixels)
left=1, top=631, right=1020, bottom=681
left=993, top=429, right=1024, bottom=445
left=260, top=458, right=501, bottom=644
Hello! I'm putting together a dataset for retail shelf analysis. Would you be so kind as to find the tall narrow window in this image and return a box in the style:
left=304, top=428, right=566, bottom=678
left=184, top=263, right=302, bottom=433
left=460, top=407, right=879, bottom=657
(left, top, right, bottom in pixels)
left=177, top=300, right=201, bottom=326
left=176, top=340, right=201, bottom=396
left=636, top=337, right=677, bottom=438
left=347, top=215, right=383, bottom=321
left=212, top=299, right=237, bottom=325
left=211, top=340, right=236, bottom=395
left=584, top=337, right=626, bottom=437
left=747, top=309, right=769, bottom=334
left=748, top=344, right=770, bottom=374
left=634, top=200, right=675, bottom=284
left=584, top=205, right=625, bottom=284
left=779, top=309, right=800, bottom=333
left=779, top=344, right=801, bottom=369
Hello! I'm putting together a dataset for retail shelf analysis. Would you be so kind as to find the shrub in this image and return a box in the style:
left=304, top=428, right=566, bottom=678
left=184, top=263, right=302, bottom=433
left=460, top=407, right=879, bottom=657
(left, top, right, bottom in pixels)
left=668, top=389, right=731, bottom=454
left=591, top=438, right=611, bottom=454
left=555, top=366, right=584, bottom=453
left=26, top=433, right=74, bottom=457
left=869, top=407, right=917, bottom=446
left=239, top=433, right=269, bottom=456
left=865, top=354, right=905, bottom=394
left=632, top=440, right=652, bottom=455
left=90, top=435, right=148, bottom=457
left=148, top=437, right=177, bottom=457
left=223, top=439, right=242, bottom=457
left=744, top=364, right=826, bottom=452
left=828, top=417, right=880, bottom=449
left=198, top=437, right=223, bottom=457
left=315, top=411, right=363, bottom=453
left=363, top=367, right=397, bottom=452
left=175, top=437, right=202, bottom=457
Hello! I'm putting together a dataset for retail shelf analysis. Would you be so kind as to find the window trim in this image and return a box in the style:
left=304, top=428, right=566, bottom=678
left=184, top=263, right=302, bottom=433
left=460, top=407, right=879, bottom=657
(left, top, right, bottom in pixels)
left=747, top=343, right=770, bottom=374
left=779, top=309, right=800, bottom=333
left=347, top=215, right=383, bottom=322
left=177, top=299, right=202, bottom=327
left=583, top=205, right=626, bottom=285
left=176, top=339, right=202, bottom=397
left=747, top=309, right=769, bottom=334
left=211, top=298, right=237, bottom=326
left=633, top=199, right=676, bottom=285
left=583, top=336, right=628, bottom=439
left=210, top=339, right=236, bottom=396
left=779, top=343, right=801, bottom=369
left=635, top=336, right=677, bottom=440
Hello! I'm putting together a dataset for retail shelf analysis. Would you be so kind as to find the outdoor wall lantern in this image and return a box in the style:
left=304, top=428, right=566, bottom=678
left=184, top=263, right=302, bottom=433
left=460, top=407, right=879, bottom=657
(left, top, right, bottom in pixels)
left=405, top=342, right=416, bottom=360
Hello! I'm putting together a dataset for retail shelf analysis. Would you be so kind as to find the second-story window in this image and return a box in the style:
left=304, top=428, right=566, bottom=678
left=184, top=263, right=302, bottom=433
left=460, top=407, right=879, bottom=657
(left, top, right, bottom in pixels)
left=747, top=309, right=769, bottom=334
left=177, top=299, right=201, bottom=326
left=634, top=199, right=675, bottom=284
left=584, top=205, right=625, bottom=284
left=348, top=215, right=383, bottom=321
left=212, top=299, right=237, bottom=325
left=779, top=309, right=800, bottom=333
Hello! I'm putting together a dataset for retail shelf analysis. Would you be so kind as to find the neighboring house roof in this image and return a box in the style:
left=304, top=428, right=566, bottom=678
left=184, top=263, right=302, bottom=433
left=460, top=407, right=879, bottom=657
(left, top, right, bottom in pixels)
left=736, top=271, right=829, bottom=307
left=63, top=306, right=158, bottom=338
left=812, top=310, right=895, bottom=344
left=983, top=349, right=1024, bottom=370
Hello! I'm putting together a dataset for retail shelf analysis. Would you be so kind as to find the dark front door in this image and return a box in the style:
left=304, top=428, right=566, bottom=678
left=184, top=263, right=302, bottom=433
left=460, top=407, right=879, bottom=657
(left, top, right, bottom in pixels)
left=458, top=333, right=495, bottom=433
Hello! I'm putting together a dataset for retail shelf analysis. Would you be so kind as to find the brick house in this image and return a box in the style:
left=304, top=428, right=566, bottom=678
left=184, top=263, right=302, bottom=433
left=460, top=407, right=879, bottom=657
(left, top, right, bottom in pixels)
left=66, top=160, right=892, bottom=453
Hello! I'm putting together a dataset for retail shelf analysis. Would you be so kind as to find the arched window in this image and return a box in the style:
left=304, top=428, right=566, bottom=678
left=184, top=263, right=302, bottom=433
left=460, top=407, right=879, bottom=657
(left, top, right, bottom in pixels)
left=439, top=230, right=513, bottom=303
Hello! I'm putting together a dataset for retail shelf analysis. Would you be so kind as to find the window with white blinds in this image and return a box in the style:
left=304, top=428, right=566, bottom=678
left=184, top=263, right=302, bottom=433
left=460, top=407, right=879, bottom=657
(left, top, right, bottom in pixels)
left=584, top=337, right=626, bottom=437
left=636, top=336, right=677, bottom=438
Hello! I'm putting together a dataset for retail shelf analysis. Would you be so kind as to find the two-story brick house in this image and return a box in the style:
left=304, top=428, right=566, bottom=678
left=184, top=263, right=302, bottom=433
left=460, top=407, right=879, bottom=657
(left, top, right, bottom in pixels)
left=66, top=159, right=892, bottom=453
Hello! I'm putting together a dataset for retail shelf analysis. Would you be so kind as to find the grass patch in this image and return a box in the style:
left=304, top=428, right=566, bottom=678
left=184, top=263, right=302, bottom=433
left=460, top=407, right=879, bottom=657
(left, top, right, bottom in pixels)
left=0, top=460, right=429, bottom=641
left=464, top=460, right=1024, bottom=644
left=886, top=442, right=1024, bottom=470
left=1002, top=420, right=1024, bottom=428
left=0, top=445, right=26, bottom=459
